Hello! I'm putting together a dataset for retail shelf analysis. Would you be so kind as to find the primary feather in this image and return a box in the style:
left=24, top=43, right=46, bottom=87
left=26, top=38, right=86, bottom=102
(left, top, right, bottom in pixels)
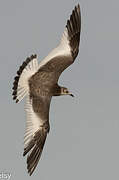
left=12, top=4, right=81, bottom=176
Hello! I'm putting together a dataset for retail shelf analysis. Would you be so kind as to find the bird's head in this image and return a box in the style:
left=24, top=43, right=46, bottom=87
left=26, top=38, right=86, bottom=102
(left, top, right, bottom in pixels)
left=60, top=87, right=74, bottom=97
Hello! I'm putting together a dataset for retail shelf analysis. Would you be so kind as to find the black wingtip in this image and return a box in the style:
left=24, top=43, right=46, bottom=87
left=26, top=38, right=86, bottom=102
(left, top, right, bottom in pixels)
left=16, top=99, right=19, bottom=103
left=23, top=128, right=48, bottom=176
left=12, top=54, right=37, bottom=102
left=66, top=4, right=81, bottom=59
left=23, top=152, right=26, bottom=157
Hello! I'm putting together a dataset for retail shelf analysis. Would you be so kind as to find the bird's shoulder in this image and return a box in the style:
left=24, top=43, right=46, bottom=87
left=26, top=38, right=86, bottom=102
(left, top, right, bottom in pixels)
left=29, top=55, right=72, bottom=86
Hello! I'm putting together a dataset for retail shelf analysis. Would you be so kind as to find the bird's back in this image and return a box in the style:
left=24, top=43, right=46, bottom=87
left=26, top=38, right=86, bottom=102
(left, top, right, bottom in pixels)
left=29, top=55, right=72, bottom=97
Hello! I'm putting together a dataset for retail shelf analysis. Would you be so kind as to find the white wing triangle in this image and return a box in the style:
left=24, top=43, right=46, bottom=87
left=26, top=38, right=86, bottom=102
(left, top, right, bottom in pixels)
left=38, top=28, right=71, bottom=69
left=24, top=95, right=43, bottom=149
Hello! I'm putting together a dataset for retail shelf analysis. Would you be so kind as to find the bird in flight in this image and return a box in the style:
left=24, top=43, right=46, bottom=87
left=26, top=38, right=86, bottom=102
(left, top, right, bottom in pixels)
left=12, top=4, right=81, bottom=176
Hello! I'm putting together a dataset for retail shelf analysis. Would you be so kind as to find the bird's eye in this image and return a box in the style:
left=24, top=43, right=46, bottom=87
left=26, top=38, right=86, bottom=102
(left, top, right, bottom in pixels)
left=64, top=89, right=68, bottom=93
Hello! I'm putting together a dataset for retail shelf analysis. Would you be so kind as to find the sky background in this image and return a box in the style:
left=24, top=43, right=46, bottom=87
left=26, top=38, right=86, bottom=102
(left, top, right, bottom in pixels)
left=0, top=0, right=119, bottom=179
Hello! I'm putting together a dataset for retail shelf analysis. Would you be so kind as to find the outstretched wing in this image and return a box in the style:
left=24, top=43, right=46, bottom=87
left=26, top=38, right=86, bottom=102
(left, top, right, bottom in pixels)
left=12, top=54, right=39, bottom=103
left=65, top=4, right=81, bottom=59
left=23, top=94, right=51, bottom=176
left=38, top=4, right=81, bottom=77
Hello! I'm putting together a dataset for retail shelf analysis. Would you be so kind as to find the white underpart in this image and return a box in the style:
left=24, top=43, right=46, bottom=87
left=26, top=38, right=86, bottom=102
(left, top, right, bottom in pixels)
left=24, top=95, right=43, bottom=148
left=17, top=58, right=39, bottom=102
left=38, top=28, right=71, bottom=69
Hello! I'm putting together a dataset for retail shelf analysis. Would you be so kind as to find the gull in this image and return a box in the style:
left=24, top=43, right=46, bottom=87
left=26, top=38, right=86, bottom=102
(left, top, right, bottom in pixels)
left=12, top=4, right=81, bottom=176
